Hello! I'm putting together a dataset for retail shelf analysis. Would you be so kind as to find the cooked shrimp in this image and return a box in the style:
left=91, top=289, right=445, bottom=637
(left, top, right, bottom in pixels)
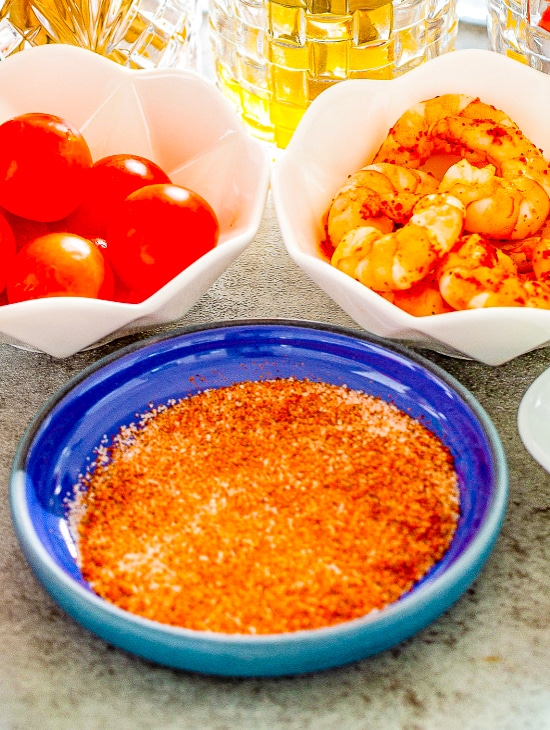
left=523, top=280, right=550, bottom=308
left=438, top=234, right=550, bottom=309
left=430, top=115, right=550, bottom=198
left=438, top=159, right=550, bottom=240
left=373, top=94, right=519, bottom=169
left=453, top=97, right=521, bottom=127
left=383, top=274, right=455, bottom=316
left=326, top=163, right=439, bottom=249
left=497, top=237, right=537, bottom=274
left=331, top=193, right=464, bottom=292
left=499, top=217, right=550, bottom=275
left=532, top=236, right=550, bottom=283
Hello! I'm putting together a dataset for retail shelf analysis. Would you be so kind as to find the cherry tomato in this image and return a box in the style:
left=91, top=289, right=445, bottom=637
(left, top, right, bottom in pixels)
left=106, top=184, right=220, bottom=299
left=0, top=207, right=51, bottom=250
left=0, top=112, right=93, bottom=222
left=91, top=238, right=116, bottom=301
left=539, top=6, right=550, bottom=31
left=62, top=153, right=172, bottom=239
left=0, top=211, right=16, bottom=295
left=7, top=232, right=114, bottom=303
left=112, top=280, right=147, bottom=304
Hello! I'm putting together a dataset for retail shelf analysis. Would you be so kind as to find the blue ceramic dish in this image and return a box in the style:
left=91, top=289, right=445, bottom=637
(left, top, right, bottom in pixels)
left=10, top=320, right=508, bottom=677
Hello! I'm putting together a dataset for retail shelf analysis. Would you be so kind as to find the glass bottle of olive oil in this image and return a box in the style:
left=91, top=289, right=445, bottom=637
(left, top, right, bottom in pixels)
left=209, top=0, right=458, bottom=148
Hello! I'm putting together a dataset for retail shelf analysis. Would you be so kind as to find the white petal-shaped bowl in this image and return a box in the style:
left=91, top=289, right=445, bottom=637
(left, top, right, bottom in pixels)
left=0, top=45, right=270, bottom=358
left=271, top=49, right=550, bottom=367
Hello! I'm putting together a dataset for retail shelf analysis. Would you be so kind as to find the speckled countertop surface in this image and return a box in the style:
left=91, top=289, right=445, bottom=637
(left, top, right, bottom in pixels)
left=2, top=19, right=550, bottom=730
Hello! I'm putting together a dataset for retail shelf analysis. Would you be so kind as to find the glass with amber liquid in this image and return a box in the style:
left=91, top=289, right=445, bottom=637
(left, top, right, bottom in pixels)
left=209, top=0, right=458, bottom=148
left=0, top=0, right=200, bottom=69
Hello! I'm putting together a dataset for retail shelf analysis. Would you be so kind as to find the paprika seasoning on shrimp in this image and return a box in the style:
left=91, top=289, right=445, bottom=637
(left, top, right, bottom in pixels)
left=71, top=378, right=460, bottom=635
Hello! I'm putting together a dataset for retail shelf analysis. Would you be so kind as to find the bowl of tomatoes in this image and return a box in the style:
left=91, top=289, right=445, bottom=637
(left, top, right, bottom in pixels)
left=0, top=44, right=270, bottom=357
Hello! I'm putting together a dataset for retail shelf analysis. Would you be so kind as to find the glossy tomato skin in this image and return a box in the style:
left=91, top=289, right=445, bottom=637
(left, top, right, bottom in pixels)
left=62, top=153, right=172, bottom=239
left=106, top=184, right=220, bottom=299
left=7, top=232, right=114, bottom=303
left=0, top=113, right=93, bottom=222
left=0, top=211, right=16, bottom=294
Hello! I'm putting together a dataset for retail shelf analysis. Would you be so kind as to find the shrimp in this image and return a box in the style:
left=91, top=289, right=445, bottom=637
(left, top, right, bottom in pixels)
left=497, top=217, right=550, bottom=275
left=438, top=159, right=550, bottom=240
left=430, top=115, right=550, bottom=198
left=497, top=237, right=537, bottom=274
left=437, top=234, right=550, bottom=310
left=373, top=94, right=520, bottom=170
left=375, top=94, right=550, bottom=238
left=532, top=235, right=550, bottom=283
left=382, top=274, right=455, bottom=316
left=523, top=280, right=550, bottom=308
left=326, top=163, right=439, bottom=249
left=331, top=193, right=464, bottom=292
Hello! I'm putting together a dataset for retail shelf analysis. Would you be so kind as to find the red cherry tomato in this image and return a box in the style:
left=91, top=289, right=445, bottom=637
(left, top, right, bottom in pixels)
left=106, top=184, right=220, bottom=299
left=0, top=207, right=51, bottom=250
left=112, top=280, right=147, bottom=304
left=62, top=153, right=172, bottom=239
left=0, top=211, right=16, bottom=294
left=7, top=232, right=114, bottom=303
left=0, top=113, right=93, bottom=222
left=91, top=238, right=116, bottom=301
left=539, top=6, right=550, bottom=31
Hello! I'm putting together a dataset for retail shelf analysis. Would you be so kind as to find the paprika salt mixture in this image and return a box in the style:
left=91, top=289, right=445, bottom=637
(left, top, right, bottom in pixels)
left=69, top=377, right=460, bottom=635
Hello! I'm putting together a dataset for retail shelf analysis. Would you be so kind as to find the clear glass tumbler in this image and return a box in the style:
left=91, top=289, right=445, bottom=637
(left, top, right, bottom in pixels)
left=487, top=0, right=526, bottom=60
left=488, top=0, right=550, bottom=72
left=209, top=0, right=458, bottom=148
left=0, top=0, right=201, bottom=70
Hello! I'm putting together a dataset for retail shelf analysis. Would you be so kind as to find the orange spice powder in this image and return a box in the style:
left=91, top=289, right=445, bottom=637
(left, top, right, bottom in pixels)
left=71, top=378, right=460, bottom=634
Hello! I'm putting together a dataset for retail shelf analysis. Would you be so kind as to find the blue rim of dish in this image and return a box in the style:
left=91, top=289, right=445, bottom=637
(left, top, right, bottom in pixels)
left=10, top=319, right=509, bottom=675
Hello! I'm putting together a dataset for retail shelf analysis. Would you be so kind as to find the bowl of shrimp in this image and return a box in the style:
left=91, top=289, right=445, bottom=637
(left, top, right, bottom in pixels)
left=271, top=49, right=550, bottom=366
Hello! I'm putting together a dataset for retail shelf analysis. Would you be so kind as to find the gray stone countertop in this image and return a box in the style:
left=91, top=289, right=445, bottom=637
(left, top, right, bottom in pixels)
left=2, top=19, right=550, bottom=730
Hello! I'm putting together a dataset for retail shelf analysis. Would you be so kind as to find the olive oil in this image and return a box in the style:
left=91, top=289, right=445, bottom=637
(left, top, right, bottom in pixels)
left=209, top=0, right=458, bottom=147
